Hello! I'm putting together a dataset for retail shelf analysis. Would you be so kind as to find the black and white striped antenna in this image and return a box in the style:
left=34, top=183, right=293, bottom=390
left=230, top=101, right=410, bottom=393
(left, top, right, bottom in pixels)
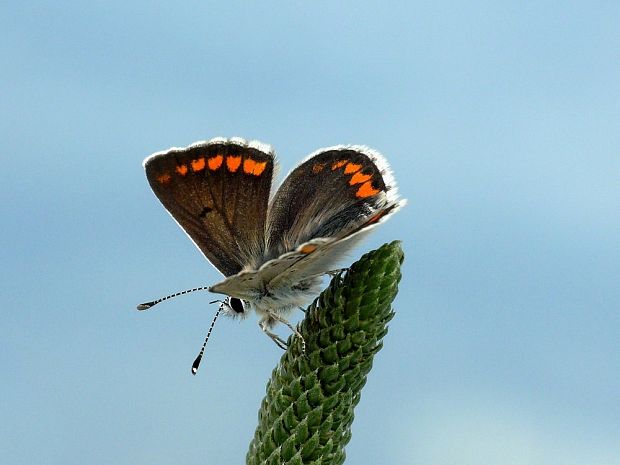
left=191, top=301, right=224, bottom=375
left=136, top=286, right=211, bottom=310
left=137, top=286, right=225, bottom=375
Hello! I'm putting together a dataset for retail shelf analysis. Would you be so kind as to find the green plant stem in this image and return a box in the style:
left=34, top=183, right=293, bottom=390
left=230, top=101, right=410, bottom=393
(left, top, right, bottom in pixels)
left=247, top=241, right=404, bottom=465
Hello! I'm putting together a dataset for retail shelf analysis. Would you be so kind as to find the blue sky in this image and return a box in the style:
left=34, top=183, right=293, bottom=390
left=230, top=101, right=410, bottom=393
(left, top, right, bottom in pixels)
left=2, top=1, right=619, bottom=464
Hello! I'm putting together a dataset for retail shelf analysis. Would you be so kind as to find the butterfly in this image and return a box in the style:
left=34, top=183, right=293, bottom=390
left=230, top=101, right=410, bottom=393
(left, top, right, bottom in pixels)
left=138, top=137, right=404, bottom=373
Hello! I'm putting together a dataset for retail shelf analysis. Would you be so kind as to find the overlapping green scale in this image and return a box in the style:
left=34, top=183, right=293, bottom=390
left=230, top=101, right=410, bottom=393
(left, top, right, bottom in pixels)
left=247, top=241, right=404, bottom=465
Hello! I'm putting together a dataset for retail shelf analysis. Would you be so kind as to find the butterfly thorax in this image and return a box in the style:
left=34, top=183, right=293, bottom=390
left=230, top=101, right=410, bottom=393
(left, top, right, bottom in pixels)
left=247, top=275, right=323, bottom=325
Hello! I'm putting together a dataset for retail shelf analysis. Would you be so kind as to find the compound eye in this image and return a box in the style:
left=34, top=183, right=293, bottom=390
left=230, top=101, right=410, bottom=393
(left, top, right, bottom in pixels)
left=229, top=297, right=245, bottom=314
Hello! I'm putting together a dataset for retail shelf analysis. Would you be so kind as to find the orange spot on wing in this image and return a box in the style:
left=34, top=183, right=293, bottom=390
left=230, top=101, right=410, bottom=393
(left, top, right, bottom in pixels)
left=331, top=160, right=348, bottom=170
left=312, top=163, right=325, bottom=173
left=243, top=158, right=257, bottom=174
left=208, top=155, right=223, bottom=170
left=252, top=161, right=267, bottom=176
left=176, top=164, right=188, bottom=175
left=356, top=181, right=381, bottom=198
left=191, top=158, right=206, bottom=172
left=243, top=158, right=268, bottom=176
left=349, top=171, right=372, bottom=185
left=226, top=155, right=241, bottom=172
left=344, top=162, right=362, bottom=174
left=300, top=244, right=317, bottom=254
left=157, top=173, right=171, bottom=184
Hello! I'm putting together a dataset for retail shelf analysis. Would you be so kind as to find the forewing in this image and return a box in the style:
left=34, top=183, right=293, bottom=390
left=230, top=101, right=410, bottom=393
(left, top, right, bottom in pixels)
left=144, top=138, right=275, bottom=276
left=265, top=145, right=403, bottom=261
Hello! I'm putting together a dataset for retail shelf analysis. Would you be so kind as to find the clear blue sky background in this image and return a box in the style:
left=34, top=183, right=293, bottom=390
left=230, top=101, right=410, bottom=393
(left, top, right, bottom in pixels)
left=2, top=2, right=619, bottom=464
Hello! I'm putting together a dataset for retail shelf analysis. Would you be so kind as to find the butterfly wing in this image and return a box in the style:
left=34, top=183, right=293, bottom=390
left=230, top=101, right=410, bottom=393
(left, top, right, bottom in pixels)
left=265, top=145, right=403, bottom=260
left=144, top=137, right=276, bottom=277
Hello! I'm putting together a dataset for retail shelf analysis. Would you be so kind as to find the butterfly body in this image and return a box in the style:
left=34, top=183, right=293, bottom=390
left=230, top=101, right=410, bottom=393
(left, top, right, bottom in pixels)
left=142, top=137, right=404, bottom=342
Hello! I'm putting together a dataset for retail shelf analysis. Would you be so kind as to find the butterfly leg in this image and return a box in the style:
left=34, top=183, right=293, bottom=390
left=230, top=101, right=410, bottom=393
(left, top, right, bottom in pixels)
left=259, top=320, right=289, bottom=350
left=265, top=312, right=306, bottom=354
left=298, top=306, right=306, bottom=314
left=325, top=268, right=348, bottom=277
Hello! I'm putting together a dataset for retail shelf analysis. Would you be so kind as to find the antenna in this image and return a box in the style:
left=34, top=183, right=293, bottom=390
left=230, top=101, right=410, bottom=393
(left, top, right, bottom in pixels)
left=191, top=301, right=224, bottom=375
left=136, top=286, right=211, bottom=310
